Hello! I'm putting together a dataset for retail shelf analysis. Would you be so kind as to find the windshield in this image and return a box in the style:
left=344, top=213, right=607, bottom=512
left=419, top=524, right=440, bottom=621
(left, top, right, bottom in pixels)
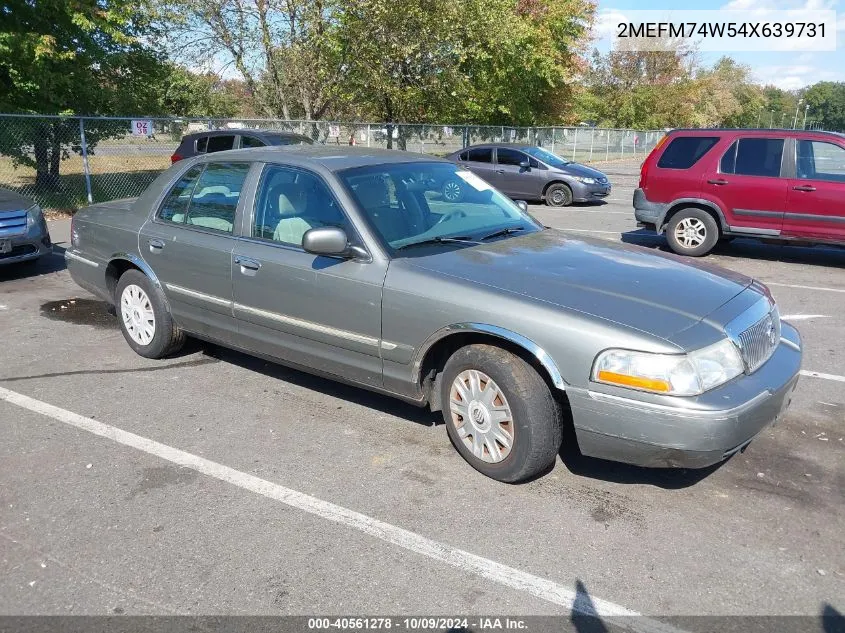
left=339, top=162, right=541, bottom=252
left=523, top=147, right=570, bottom=167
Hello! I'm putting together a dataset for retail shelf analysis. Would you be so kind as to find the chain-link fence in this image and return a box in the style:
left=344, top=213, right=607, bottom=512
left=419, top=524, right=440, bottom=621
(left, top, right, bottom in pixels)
left=0, top=114, right=663, bottom=211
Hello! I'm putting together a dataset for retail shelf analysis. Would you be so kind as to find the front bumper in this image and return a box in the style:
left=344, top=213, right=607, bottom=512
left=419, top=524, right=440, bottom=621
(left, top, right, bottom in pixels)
left=571, top=180, right=611, bottom=202
left=567, top=323, right=802, bottom=468
left=0, top=230, right=52, bottom=265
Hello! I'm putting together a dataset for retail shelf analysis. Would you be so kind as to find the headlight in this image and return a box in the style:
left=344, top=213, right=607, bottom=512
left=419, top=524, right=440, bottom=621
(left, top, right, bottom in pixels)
left=573, top=176, right=596, bottom=184
left=26, top=204, right=44, bottom=229
left=592, top=339, right=744, bottom=396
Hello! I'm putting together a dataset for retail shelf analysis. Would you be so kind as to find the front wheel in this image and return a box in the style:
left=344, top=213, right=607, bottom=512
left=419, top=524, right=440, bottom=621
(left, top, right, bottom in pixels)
left=440, top=344, right=562, bottom=483
left=115, top=269, right=185, bottom=359
left=666, top=208, right=719, bottom=257
left=545, top=183, right=573, bottom=207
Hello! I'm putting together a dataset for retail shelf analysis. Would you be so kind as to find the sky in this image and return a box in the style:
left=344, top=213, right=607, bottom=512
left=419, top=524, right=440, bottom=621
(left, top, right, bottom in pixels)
left=591, top=0, right=845, bottom=89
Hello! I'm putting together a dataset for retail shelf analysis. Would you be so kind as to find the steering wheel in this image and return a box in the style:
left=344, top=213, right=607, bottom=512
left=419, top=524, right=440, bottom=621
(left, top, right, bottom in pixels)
left=435, top=209, right=468, bottom=226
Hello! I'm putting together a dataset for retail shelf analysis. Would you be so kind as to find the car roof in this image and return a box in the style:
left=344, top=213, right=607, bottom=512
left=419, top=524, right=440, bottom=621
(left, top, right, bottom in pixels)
left=665, top=128, right=845, bottom=139
left=191, top=145, right=450, bottom=171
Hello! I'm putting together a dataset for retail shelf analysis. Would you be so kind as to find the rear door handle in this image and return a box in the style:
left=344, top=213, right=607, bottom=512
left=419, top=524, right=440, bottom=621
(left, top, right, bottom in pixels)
left=234, top=255, right=261, bottom=271
left=792, top=185, right=816, bottom=192
left=707, top=178, right=729, bottom=185
left=495, top=169, right=505, bottom=174
left=148, top=238, right=165, bottom=251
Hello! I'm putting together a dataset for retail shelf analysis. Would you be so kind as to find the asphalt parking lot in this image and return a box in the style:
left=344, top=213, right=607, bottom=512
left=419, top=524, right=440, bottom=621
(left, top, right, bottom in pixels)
left=1, top=160, right=843, bottom=628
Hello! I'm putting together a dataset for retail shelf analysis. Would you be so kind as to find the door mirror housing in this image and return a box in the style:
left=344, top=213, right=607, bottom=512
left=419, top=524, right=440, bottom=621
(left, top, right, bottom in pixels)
left=302, top=226, right=360, bottom=259
left=519, top=160, right=531, bottom=170
left=513, top=200, right=529, bottom=212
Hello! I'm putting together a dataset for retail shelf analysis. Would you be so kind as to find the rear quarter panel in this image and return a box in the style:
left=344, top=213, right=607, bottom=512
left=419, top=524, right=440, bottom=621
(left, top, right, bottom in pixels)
left=645, top=133, right=732, bottom=206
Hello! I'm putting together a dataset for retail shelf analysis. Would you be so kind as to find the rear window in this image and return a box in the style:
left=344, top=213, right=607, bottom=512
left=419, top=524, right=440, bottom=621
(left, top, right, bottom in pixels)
left=720, top=138, right=784, bottom=178
left=657, top=136, right=719, bottom=169
left=196, top=137, right=208, bottom=153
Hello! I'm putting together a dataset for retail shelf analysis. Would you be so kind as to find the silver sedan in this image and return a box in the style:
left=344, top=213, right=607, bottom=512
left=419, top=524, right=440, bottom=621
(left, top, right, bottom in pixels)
left=0, top=188, right=52, bottom=266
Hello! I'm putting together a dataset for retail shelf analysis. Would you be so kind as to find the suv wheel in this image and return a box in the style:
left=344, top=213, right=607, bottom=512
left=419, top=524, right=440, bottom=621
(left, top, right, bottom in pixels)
left=666, top=209, right=719, bottom=257
left=116, top=269, right=185, bottom=358
left=440, top=344, right=562, bottom=483
left=545, top=183, right=573, bottom=207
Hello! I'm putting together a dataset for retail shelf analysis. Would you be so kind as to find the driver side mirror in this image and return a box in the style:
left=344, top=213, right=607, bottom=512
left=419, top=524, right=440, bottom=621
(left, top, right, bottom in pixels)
left=302, top=226, right=368, bottom=260
left=519, top=160, right=531, bottom=171
left=513, top=200, right=529, bottom=212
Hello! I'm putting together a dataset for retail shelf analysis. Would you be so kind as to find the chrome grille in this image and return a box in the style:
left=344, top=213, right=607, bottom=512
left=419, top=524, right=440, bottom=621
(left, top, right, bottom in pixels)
left=737, top=307, right=780, bottom=373
left=0, top=210, right=28, bottom=238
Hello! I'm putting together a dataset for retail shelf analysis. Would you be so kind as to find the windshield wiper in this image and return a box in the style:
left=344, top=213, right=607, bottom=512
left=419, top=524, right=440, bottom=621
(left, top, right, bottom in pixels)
left=479, top=226, right=525, bottom=241
left=394, top=236, right=479, bottom=251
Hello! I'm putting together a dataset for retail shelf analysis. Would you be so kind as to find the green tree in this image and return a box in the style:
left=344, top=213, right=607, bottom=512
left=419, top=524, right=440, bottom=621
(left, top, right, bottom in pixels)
left=802, top=82, right=845, bottom=131
left=692, top=57, right=764, bottom=128
left=0, top=0, right=165, bottom=187
left=154, top=64, right=241, bottom=117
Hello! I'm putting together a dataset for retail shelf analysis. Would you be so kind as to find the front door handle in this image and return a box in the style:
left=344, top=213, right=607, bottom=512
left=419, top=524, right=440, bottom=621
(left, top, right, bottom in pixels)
left=234, top=255, right=261, bottom=271
left=792, top=185, right=816, bottom=192
left=707, top=178, right=729, bottom=185
left=495, top=169, right=505, bottom=174
left=148, top=238, right=165, bottom=251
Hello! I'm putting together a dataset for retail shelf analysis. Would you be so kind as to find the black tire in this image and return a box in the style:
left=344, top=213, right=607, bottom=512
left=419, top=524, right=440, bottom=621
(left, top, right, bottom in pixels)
left=665, top=208, right=719, bottom=257
left=545, top=183, right=573, bottom=207
left=442, top=179, right=464, bottom=202
left=440, top=344, right=562, bottom=483
left=115, top=269, right=185, bottom=359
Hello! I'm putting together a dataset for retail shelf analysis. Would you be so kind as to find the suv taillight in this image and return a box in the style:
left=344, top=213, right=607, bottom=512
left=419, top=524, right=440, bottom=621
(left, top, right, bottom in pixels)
left=170, top=153, right=183, bottom=163
left=639, top=134, right=669, bottom=189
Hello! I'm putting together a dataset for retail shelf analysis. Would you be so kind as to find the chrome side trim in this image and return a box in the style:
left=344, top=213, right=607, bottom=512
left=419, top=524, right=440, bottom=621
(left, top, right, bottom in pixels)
left=65, top=251, right=100, bottom=268
left=780, top=337, right=801, bottom=352
left=165, top=283, right=232, bottom=308
left=380, top=341, right=399, bottom=351
left=585, top=388, right=771, bottom=420
left=234, top=303, right=380, bottom=347
left=727, top=225, right=781, bottom=236
left=412, top=323, right=567, bottom=391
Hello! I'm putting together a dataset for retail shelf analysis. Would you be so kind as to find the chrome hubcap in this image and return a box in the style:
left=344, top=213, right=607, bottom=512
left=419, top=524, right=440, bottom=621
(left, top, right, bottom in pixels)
left=120, top=284, right=156, bottom=346
left=450, top=369, right=514, bottom=464
left=674, top=217, right=707, bottom=248
left=444, top=181, right=461, bottom=201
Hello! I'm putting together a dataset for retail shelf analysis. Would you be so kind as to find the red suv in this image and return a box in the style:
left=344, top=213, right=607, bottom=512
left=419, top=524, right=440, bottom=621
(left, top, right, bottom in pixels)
left=635, top=128, right=845, bottom=256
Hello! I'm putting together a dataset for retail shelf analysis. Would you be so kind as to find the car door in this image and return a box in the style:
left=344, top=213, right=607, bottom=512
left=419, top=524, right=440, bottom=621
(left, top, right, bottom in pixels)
left=703, top=137, right=788, bottom=235
left=463, top=147, right=497, bottom=187
left=494, top=148, right=535, bottom=197
left=232, top=164, right=386, bottom=388
left=784, top=137, right=845, bottom=241
left=139, top=161, right=252, bottom=344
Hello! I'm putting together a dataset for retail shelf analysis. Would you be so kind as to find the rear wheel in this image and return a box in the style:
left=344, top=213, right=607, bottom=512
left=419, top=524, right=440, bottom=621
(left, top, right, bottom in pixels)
left=545, top=183, right=573, bottom=207
left=115, top=269, right=185, bottom=359
left=440, top=344, right=562, bottom=483
left=666, top=208, right=719, bottom=257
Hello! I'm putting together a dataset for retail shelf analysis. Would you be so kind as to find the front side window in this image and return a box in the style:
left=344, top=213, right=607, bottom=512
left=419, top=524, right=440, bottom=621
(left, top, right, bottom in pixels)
left=467, top=148, right=492, bottom=163
left=158, top=165, right=204, bottom=223
left=241, top=135, right=266, bottom=148
left=657, top=136, right=719, bottom=169
left=206, top=135, right=236, bottom=153
left=721, top=138, right=784, bottom=178
left=253, top=165, right=350, bottom=247
left=339, top=162, right=542, bottom=251
left=181, top=163, right=250, bottom=233
left=796, top=140, right=845, bottom=182
left=497, top=148, right=526, bottom=166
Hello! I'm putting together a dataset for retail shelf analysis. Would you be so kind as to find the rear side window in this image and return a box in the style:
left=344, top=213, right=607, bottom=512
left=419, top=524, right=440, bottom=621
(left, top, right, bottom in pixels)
left=207, top=135, right=235, bottom=152
left=185, top=163, right=251, bottom=233
left=158, top=165, right=203, bottom=223
left=196, top=137, right=208, bottom=153
left=721, top=138, right=784, bottom=178
left=657, top=136, right=719, bottom=169
left=458, top=151, right=469, bottom=161
left=467, top=148, right=492, bottom=163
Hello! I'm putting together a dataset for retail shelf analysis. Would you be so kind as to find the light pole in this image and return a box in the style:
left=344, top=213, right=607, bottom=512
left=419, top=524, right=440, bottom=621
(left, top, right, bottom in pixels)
left=781, top=112, right=787, bottom=128
left=802, top=104, right=810, bottom=129
left=792, top=98, right=804, bottom=129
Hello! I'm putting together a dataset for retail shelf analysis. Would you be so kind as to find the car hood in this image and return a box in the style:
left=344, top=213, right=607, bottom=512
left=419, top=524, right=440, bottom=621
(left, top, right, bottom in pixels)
left=554, top=162, right=607, bottom=180
left=0, top=188, right=35, bottom=213
left=406, top=230, right=753, bottom=340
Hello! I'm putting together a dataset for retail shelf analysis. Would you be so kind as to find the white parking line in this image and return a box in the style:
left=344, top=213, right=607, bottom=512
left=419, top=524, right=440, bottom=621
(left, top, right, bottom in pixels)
left=767, top=282, right=845, bottom=294
left=781, top=314, right=830, bottom=321
left=800, top=370, right=845, bottom=383
left=0, top=386, right=679, bottom=633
